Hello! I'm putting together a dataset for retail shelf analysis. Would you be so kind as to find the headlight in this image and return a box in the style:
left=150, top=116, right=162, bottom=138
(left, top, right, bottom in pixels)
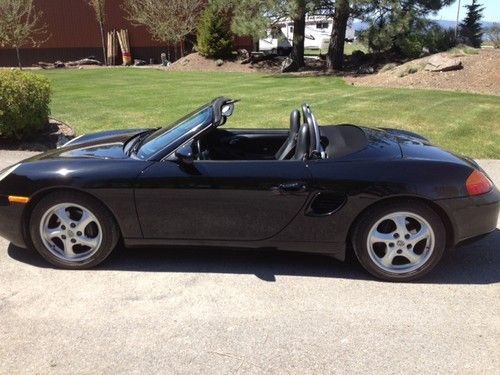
left=0, top=163, right=20, bottom=182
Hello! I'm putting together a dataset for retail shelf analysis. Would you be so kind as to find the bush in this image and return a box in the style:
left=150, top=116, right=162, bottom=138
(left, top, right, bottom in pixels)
left=196, top=3, right=233, bottom=59
left=359, top=26, right=393, bottom=53
left=350, top=50, right=366, bottom=61
left=399, top=36, right=424, bottom=59
left=424, top=26, right=457, bottom=53
left=449, top=44, right=480, bottom=56
left=0, top=70, right=51, bottom=139
left=398, top=26, right=457, bottom=58
left=361, top=22, right=456, bottom=58
left=486, top=24, right=500, bottom=48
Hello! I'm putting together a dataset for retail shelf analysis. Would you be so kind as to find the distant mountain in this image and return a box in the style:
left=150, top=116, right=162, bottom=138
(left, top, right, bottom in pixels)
left=353, top=19, right=496, bottom=32
left=434, top=20, right=497, bottom=29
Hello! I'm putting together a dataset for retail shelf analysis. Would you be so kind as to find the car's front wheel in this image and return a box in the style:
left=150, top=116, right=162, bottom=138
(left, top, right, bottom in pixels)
left=352, top=201, right=446, bottom=281
left=29, top=191, right=119, bottom=269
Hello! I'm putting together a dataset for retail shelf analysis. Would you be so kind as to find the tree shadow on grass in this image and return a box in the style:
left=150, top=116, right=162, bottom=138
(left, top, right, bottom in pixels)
left=8, top=229, right=499, bottom=285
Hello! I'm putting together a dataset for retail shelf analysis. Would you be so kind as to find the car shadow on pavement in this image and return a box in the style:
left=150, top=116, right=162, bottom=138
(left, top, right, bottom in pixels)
left=7, top=229, right=499, bottom=284
left=7, top=243, right=370, bottom=282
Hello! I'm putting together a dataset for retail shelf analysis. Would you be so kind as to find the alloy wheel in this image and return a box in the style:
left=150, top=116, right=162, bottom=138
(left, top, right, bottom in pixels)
left=366, top=211, right=435, bottom=274
left=39, top=203, right=103, bottom=262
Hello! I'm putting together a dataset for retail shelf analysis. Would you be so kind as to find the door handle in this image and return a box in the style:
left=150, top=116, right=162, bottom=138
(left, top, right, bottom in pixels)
left=278, top=182, right=307, bottom=193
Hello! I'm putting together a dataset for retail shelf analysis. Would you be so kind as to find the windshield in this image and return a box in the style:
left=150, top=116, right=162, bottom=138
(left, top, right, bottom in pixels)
left=136, top=106, right=213, bottom=160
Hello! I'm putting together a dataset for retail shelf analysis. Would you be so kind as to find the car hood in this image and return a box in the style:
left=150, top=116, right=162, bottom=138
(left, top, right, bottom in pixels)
left=24, top=128, right=151, bottom=161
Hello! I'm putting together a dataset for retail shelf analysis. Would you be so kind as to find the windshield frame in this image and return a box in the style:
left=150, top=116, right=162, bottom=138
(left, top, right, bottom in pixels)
left=134, top=104, right=214, bottom=161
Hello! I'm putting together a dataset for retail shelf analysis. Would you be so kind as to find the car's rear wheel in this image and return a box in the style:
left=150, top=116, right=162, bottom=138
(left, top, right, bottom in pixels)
left=29, top=191, right=119, bottom=269
left=352, top=201, right=446, bottom=281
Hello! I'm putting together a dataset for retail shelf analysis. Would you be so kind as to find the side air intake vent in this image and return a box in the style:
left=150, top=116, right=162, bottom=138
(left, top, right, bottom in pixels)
left=307, top=192, right=346, bottom=216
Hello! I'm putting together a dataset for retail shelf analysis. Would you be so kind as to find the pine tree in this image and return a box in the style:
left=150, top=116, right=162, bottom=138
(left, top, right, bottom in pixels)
left=460, top=0, right=484, bottom=48
left=326, top=0, right=350, bottom=71
left=213, top=0, right=313, bottom=67
left=361, top=0, right=455, bottom=56
left=197, top=2, right=234, bottom=59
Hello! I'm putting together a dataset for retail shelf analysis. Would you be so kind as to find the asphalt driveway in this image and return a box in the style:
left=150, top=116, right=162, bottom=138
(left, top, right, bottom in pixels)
left=0, top=151, right=498, bottom=374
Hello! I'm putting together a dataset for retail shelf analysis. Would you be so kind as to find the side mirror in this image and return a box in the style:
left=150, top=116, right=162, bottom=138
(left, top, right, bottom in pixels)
left=175, top=143, right=194, bottom=165
left=221, top=103, right=234, bottom=117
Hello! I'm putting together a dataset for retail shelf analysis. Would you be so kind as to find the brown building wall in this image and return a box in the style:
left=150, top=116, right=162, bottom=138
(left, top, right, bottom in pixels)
left=0, top=0, right=254, bottom=66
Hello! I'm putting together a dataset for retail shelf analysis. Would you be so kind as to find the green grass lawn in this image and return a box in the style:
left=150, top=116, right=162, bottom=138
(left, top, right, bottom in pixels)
left=38, top=68, right=500, bottom=158
left=344, top=41, right=369, bottom=55
left=305, top=41, right=368, bottom=56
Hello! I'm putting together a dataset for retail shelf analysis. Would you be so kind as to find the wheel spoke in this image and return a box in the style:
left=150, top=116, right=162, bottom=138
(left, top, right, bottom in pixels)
left=76, top=210, right=93, bottom=232
left=48, top=229, right=63, bottom=238
left=380, top=249, right=396, bottom=267
left=410, top=226, right=430, bottom=245
left=63, top=238, right=76, bottom=257
left=402, top=248, right=421, bottom=264
left=77, top=236, right=99, bottom=249
left=369, top=230, right=394, bottom=245
left=393, top=214, right=408, bottom=234
left=54, top=207, right=71, bottom=227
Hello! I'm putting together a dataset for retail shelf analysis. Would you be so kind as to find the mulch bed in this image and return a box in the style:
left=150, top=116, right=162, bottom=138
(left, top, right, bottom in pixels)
left=0, top=118, right=75, bottom=152
left=345, top=49, right=500, bottom=96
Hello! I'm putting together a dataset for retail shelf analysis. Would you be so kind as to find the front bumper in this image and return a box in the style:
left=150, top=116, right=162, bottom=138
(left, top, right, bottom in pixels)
left=0, top=195, right=28, bottom=248
left=436, top=187, right=500, bottom=246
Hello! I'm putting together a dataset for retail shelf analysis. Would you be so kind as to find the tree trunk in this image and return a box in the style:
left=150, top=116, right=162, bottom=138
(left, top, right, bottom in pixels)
left=291, top=0, right=306, bottom=67
left=15, top=47, right=22, bottom=70
left=326, top=0, right=350, bottom=71
left=98, top=21, right=107, bottom=65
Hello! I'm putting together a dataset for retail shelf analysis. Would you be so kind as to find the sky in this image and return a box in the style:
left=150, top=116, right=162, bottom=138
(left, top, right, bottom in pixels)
left=432, top=0, right=500, bottom=23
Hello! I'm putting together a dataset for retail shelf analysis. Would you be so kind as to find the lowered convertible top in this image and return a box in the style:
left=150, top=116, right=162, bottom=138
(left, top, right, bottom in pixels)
left=320, top=124, right=368, bottom=159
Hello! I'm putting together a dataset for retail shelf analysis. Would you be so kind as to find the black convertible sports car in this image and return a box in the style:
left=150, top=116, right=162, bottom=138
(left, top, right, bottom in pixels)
left=0, top=97, right=498, bottom=281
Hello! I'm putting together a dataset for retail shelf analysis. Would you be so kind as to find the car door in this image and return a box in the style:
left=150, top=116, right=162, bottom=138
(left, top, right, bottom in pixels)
left=134, top=159, right=311, bottom=240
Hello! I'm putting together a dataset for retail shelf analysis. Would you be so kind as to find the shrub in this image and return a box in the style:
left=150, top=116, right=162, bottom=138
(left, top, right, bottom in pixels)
left=424, top=26, right=457, bottom=53
left=399, top=36, right=424, bottom=59
left=350, top=50, right=366, bottom=61
left=449, top=44, right=480, bottom=56
left=196, top=3, right=233, bottom=59
left=359, top=26, right=393, bottom=53
left=361, top=21, right=456, bottom=58
left=486, top=24, right=500, bottom=48
left=398, top=26, right=456, bottom=58
left=0, top=70, right=51, bottom=139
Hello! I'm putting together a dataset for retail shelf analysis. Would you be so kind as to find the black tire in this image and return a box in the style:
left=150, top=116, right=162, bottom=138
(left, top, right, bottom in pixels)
left=352, top=201, right=446, bottom=282
left=29, top=191, right=120, bottom=269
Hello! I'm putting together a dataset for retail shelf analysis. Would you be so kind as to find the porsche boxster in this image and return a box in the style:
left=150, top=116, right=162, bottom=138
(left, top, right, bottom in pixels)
left=0, top=97, right=498, bottom=281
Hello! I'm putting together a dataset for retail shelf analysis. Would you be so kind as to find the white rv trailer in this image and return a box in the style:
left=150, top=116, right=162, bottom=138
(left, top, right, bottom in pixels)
left=259, top=15, right=355, bottom=54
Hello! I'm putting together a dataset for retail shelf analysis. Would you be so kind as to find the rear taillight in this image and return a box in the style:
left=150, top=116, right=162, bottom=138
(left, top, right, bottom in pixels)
left=466, top=170, right=493, bottom=196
